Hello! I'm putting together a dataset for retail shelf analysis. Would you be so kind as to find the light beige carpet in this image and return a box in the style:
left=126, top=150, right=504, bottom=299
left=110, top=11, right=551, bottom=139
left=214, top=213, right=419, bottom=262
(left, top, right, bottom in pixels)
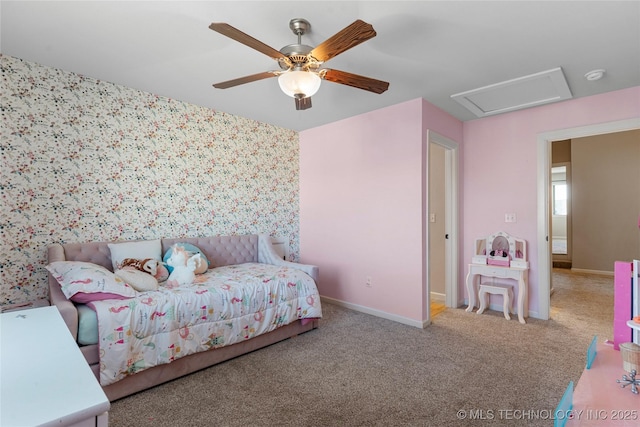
left=108, top=269, right=613, bottom=427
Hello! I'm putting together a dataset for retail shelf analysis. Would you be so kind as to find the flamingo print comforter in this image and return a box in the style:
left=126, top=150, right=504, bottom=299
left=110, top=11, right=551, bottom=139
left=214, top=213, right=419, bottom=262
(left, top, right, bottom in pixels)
left=89, top=263, right=322, bottom=386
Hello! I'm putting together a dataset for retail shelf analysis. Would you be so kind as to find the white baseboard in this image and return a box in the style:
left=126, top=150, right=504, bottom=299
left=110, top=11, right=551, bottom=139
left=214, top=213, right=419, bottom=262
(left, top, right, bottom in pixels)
left=322, top=295, right=543, bottom=327
left=430, top=292, right=445, bottom=303
left=320, top=296, right=428, bottom=329
left=571, top=268, right=614, bottom=276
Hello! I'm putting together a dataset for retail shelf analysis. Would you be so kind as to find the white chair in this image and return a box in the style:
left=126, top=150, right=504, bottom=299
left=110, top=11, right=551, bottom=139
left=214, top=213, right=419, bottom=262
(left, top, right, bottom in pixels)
left=477, top=283, right=514, bottom=320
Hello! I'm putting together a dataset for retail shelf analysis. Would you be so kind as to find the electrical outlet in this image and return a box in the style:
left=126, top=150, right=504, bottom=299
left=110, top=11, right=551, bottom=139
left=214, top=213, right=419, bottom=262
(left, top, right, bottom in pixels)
left=365, top=276, right=372, bottom=287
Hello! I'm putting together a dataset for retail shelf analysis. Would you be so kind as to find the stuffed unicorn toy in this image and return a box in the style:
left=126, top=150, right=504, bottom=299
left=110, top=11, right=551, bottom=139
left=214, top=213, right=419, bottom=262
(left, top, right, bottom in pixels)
left=166, top=245, right=201, bottom=286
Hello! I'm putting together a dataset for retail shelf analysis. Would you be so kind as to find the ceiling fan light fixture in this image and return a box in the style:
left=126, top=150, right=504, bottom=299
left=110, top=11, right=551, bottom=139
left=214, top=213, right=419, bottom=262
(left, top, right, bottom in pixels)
left=278, top=70, right=321, bottom=98
left=209, top=19, right=389, bottom=110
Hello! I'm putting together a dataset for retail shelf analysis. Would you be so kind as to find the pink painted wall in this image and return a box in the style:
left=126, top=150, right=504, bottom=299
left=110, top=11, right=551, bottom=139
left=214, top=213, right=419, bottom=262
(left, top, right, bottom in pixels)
left=299, top=98, right=462, bottom=324
left=300, top=87, right=638, bottom=324
left=463, top=86, right=640, bottom=317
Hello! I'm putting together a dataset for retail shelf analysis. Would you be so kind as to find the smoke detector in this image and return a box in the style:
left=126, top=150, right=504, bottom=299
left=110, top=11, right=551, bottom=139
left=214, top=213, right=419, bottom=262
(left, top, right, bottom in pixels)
left=584, top=69, right=605, bottom=81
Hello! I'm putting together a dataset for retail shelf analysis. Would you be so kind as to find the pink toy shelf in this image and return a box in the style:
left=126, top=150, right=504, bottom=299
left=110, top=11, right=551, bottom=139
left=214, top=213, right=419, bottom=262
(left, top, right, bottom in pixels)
left=614, top=260, right=639, bottom=350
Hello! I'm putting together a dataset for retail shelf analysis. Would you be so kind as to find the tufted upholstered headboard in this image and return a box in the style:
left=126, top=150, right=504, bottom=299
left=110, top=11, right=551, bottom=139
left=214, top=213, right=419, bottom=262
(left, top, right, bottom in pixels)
left=163, top=235, right=259, bottom=268
left=53, top=234, right=261, bottom=272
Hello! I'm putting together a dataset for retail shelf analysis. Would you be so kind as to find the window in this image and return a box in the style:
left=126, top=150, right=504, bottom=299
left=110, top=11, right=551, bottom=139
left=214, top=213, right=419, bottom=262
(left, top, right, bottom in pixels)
left=553, top=182, right=567, bottom=215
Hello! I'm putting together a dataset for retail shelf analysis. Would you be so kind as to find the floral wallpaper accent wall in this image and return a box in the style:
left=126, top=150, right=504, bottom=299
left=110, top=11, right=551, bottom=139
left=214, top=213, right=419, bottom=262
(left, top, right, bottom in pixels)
left=1, top=54, right=300, bottom=305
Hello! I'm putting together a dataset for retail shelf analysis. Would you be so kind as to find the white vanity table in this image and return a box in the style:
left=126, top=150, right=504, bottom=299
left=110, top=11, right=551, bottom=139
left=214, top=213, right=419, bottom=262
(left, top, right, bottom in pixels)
left=465, top=263, right=529, bottom=324
left=465, top=231, right=529, bottom=324
left=1, top=306, right=110, bottom=426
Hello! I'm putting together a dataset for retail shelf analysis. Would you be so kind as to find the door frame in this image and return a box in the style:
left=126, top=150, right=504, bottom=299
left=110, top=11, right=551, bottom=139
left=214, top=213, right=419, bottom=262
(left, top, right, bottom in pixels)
left=427, top=130, right=459, bottom=311
left=536, top=118, right=640, bottom=320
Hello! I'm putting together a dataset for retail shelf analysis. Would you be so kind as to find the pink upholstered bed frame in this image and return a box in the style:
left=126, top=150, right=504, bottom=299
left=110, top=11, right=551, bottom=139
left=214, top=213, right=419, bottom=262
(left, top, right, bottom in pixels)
left=48, top=234, right=319, bottom=401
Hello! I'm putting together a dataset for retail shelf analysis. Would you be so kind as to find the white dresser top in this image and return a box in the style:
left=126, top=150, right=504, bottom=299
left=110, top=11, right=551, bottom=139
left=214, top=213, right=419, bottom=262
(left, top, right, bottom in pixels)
left=1, top=306, right=110, bottom=426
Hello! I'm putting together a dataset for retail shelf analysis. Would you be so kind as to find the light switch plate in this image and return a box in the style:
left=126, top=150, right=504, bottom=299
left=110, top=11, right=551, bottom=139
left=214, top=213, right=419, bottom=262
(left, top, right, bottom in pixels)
left=505, top=213, right=517, bottom=223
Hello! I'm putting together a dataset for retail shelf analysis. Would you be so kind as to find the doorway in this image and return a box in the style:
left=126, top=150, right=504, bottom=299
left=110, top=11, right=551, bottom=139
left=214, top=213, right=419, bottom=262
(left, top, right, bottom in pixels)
left=536, top=118, right=640, bottom=320
left=427, top=130, right=459, bottom=321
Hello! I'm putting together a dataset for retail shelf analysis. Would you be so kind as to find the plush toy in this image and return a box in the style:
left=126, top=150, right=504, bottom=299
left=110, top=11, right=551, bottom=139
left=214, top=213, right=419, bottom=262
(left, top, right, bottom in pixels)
left=163, top=243, right=210, bottom=275
left=120, top=258, right=158, bottom=276
left=192, top=254, right=208, bottom=275
left=166, top=244, right=201, bottom=286
left=120, top=257, right=169, bottom=283
left=115, top=268, right=159, bottom=292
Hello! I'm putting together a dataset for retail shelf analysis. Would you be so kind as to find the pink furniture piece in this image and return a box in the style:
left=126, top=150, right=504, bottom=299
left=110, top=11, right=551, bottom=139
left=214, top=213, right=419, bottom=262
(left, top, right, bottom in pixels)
left=565, top=343, right=639, bottom=426
left=614, top=261, right=633, bottom=350
left=48, top=234, right=320, bottom=401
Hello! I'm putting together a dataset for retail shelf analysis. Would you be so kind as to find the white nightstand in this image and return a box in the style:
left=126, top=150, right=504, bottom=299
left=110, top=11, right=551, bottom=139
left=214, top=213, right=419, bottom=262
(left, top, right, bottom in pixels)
left=1, top=306, right=110, bottom=426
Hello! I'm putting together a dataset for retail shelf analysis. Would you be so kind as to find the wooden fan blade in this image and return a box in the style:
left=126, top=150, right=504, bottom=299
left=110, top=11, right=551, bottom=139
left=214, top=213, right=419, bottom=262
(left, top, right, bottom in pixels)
left=309, top=20, right=377, bottom=63
left=213, top=71, right=277, bottom=89
left=209, top=22, right=287, bottom=61
left=322, top=69, right=389, bottom=94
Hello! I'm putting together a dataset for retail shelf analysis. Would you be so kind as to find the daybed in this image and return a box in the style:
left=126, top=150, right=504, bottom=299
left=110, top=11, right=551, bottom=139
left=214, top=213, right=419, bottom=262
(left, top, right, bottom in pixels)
left=47, top=234, right=321, bottom=401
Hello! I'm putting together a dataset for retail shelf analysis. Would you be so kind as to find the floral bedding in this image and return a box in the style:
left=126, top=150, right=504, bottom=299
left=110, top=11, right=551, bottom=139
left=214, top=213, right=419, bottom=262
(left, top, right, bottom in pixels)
left=89, top=263, right=322, bottom=386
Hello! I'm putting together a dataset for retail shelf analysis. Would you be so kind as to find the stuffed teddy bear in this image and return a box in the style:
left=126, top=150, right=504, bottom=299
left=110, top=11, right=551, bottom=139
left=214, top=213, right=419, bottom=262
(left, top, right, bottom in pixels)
left=166, top=244, right=202, bottom=286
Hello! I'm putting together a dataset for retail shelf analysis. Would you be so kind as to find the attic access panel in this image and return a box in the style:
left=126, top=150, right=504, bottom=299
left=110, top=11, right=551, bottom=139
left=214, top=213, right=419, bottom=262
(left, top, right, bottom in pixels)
left=451, top=67, right=572, bottom=117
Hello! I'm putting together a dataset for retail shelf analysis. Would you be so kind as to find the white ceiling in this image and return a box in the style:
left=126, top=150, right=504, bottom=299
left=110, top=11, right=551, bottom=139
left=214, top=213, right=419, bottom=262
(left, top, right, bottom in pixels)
left=2, top=1, right=639, bottom=132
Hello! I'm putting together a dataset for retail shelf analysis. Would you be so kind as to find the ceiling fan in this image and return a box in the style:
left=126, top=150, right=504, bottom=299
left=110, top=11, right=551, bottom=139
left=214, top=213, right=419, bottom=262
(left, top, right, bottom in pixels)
left=209, top=18, right=389, bottom=110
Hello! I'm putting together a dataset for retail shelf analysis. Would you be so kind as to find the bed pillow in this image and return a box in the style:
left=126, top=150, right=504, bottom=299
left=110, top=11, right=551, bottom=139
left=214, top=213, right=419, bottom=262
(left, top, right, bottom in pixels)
left=163, top=242, right=210, bottom=274
left=108, top=239, right=162, bottom=271
left=46, top=261, right=135, bottom=303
